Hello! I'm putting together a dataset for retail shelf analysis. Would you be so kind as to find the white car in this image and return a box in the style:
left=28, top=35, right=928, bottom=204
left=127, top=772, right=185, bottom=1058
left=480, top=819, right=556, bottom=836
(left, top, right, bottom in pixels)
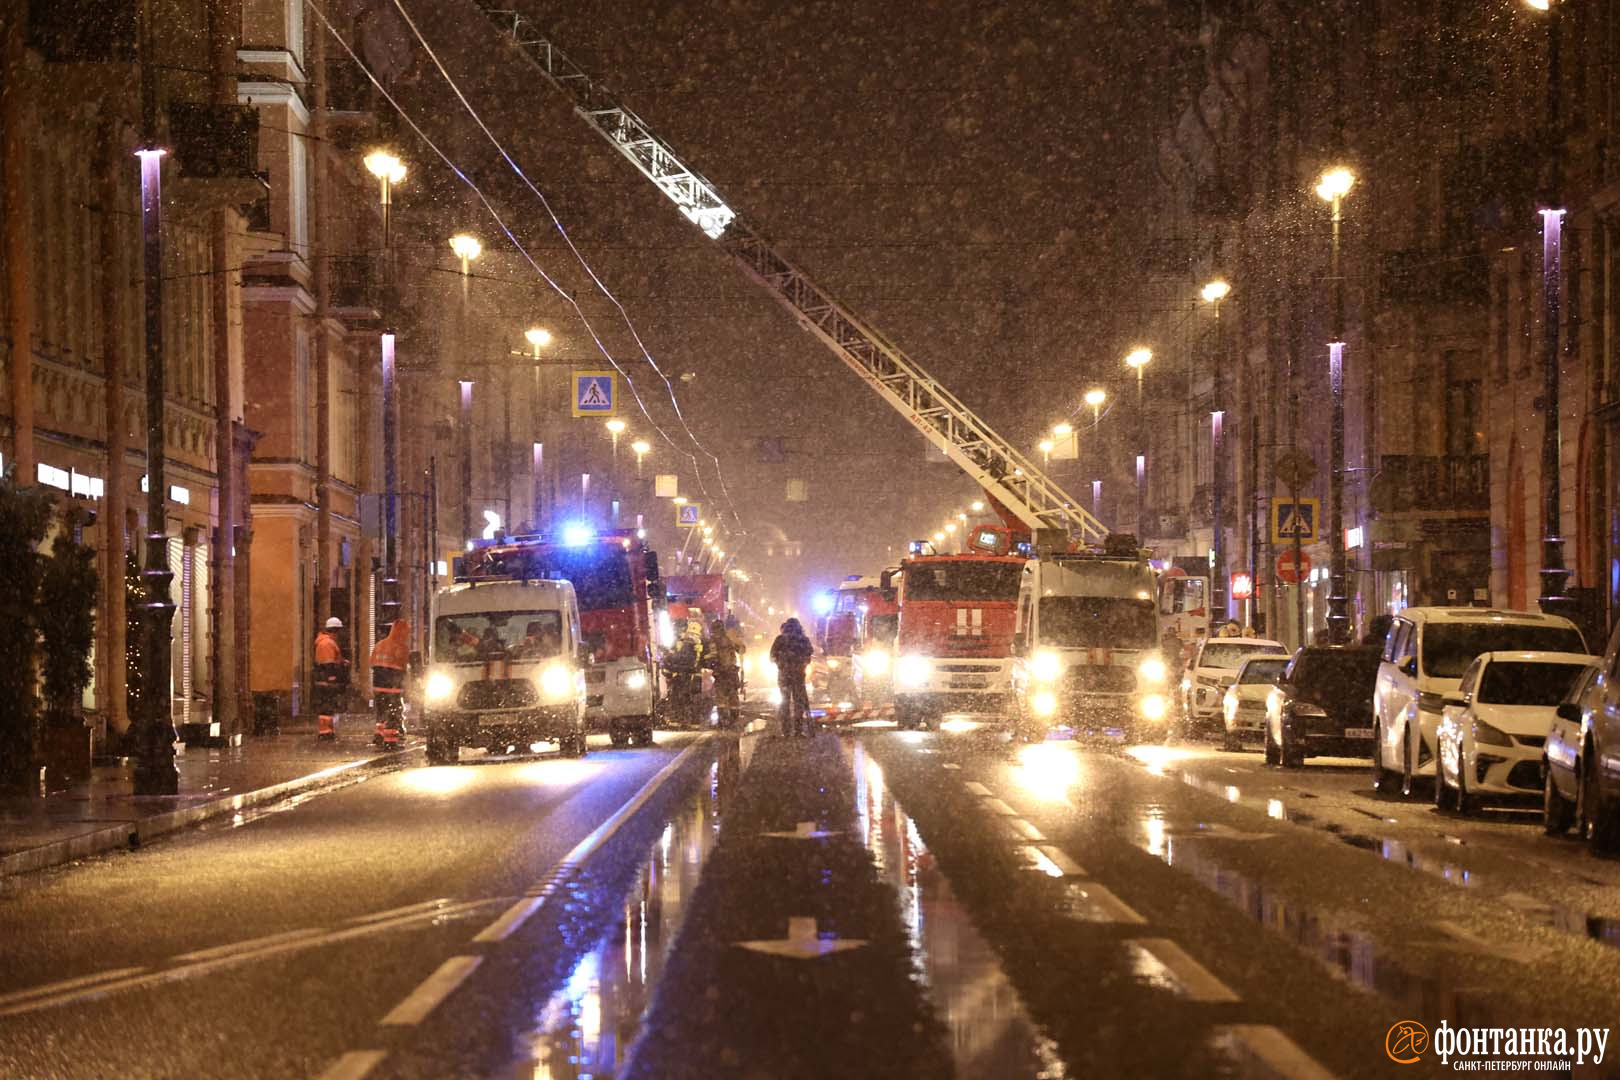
left=1434, top=651, right=1596, bottom=815
left=1221, top=655, right=1291, bottom=751
left=1372, top=607, right=1586, bottom=796
left=1182, top=637, right=1287, bottom=730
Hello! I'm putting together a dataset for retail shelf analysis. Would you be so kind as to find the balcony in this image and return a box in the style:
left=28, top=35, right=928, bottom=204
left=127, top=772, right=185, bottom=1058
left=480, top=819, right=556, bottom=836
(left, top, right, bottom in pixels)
left=329, top=257, right=380, bottom=323
left=1380, top=249, right=1487, bottom=308
left=1373, top=455, right=1489, bottom=515
left=168, top=103, right=263, bottom=181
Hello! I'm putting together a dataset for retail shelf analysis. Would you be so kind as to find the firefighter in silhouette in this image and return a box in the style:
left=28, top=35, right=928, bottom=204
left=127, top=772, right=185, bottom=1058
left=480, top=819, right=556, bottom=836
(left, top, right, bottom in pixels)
left=370, top=619, right=411, bottom=749
left=313, top=617, right=349, bottom=740
left=706, top=618, right=743, bottom=727
left=770, top=618, right=814, bottom=737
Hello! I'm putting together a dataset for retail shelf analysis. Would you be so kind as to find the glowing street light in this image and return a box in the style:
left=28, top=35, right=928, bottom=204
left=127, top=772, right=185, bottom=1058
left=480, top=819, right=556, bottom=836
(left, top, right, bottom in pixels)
left=1084, top=388, right=1107, bottom=425
left=970, top=500, right=985, bottom=513
left=631, top=439, right=651, bottom=477
left=448, top=232, right=482, bottom=269
left=1052, top=421, right=1073, bottom=438
left=1038, top=437, right=1055, bottom=467
left=1200, top=279, right=1230, bottom=305
left=524, top=326, right=552, bottom=357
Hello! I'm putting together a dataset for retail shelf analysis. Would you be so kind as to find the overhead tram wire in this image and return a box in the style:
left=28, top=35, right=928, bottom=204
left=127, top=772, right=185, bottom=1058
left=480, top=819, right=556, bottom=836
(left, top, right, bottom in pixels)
left=391, top=0, right=744, bottom=530
left=302, top=0, right=732, bottom=525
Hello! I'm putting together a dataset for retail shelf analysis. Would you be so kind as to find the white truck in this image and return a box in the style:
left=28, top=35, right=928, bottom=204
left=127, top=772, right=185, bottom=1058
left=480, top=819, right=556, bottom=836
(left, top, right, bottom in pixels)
left=1009, top=550, right=1172, bottom=741
left=421, top=578, right=591, bottom=763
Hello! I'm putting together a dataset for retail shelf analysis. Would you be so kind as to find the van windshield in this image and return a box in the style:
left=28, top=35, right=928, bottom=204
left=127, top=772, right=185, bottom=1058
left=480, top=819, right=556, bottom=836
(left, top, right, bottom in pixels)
left=1421, top=624, right=1586, bottom=678
left=436, top=611, right=564, bottom=663
left=1037, top=596, right=1158, bottom=648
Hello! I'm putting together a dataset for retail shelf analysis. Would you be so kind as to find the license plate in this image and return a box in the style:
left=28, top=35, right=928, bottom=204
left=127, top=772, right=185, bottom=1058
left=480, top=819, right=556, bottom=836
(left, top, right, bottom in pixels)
left=952, top=678, right=988, bottom=689
left=1343, top=727, right=1373, bottom=739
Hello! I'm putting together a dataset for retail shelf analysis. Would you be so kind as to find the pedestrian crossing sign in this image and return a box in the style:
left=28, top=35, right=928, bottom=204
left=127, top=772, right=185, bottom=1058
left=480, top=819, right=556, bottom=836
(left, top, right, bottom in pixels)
left=677, top=503, right=702, bottom=528
left=571, top=371, right=617, bottom=417
left=1270, top=497, right=1320, bottom=544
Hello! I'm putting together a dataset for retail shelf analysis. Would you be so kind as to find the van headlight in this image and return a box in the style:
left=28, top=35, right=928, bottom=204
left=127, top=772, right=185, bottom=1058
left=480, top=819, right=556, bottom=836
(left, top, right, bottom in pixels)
left=1030, top=690, right=1058, bottom=718
left=827, top=658, right=841, bottom=671
left=1030, top=648, right=1063, bottom=684
left=621, top=669, right=648, bottom=691
left=861, top=647, right=890, bottom=675
left=1138, top=656, right=1168, bottom=684
left=1140, top=693, right=1168, bottom=721
left=896, top=655, right=932, bottom=689
left=537, top=663, right=574, bottom=702
left=425, top=670, right=455, bottom=704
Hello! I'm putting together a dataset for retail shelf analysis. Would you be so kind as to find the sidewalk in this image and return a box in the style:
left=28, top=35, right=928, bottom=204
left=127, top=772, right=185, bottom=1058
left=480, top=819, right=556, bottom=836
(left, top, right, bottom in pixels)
left=0, top=717, right=418, bottom=877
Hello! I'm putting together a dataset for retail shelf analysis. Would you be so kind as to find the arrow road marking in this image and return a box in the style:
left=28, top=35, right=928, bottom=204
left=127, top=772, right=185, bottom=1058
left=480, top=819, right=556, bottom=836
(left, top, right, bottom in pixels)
left=737, top=916, right=869, bottom=959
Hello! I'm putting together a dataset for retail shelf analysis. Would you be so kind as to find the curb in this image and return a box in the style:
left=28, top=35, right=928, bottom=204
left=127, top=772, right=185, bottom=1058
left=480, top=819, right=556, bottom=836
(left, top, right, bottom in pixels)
left=0, top=742, right=422, bottom=878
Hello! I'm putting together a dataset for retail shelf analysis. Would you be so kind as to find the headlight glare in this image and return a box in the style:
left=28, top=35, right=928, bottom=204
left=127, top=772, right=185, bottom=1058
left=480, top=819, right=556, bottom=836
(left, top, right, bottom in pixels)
left=1140, top=693, right=1168, bottom=721
left=425, top=670, right=455, bottom=704
left=622, top=669, right=648, bottom=691
left=1138, top=656, right=1168, bottom=684
left=538, top=663, right=573, bottom=701
left=896, top=654, right=932, bottom=689
left=1030, top=648, right=1063, bottom=683
left=861, top=647, right=891, bottom=675
left=1031, top=690, right=1058, bottom=718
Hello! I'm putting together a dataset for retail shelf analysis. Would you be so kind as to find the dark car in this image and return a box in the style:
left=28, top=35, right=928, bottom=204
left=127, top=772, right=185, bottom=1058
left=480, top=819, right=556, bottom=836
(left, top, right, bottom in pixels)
left=1266, top=645, right=1384, bottom=768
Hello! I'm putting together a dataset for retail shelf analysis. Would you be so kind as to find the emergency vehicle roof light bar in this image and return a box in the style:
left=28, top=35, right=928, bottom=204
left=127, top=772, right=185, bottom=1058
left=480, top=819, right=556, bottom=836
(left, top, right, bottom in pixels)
left=472, top=3, right=1106, bottom=544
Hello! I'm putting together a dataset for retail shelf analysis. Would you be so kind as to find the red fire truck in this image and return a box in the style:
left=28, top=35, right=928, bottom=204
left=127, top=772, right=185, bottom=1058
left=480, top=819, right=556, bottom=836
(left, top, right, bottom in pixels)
left=664, top=573, right=728, bottom=627
left=890, top=549, right=1026, bottom=730
left=457, top=525, right=663, bottom=747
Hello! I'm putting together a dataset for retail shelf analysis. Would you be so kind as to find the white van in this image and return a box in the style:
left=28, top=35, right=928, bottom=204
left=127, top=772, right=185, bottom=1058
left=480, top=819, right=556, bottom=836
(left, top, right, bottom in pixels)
left=422, top=578, right=590, bottom=763
left=1371, top=607, right=1585, bottom=794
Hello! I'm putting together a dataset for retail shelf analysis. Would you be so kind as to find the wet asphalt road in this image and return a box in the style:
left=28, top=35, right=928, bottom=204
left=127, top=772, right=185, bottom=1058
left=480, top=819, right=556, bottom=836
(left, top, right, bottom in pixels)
left=4, top=721, right=1620, bottom=1078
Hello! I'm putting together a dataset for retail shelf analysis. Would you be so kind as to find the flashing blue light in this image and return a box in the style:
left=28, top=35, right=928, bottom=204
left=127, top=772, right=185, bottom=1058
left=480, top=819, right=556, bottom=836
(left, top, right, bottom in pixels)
left=561, top=522, right=596, bottom=547
left=812, top=591, right=836, bottom=616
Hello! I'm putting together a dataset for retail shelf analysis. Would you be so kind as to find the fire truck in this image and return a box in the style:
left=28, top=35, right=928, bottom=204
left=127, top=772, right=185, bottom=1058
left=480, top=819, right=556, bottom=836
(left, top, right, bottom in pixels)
left=890, top=547, right=1026, bottom=730
left=456, top=526, right=663, bottom=747
left=814, top=575, right=889, bottom=702
left=664, top=573, right=728, bottom=628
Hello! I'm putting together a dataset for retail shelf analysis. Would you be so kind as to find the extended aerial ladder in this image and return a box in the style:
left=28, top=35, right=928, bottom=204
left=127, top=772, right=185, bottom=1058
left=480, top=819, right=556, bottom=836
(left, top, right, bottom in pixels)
left=472, top=4, right=1107, bottom=544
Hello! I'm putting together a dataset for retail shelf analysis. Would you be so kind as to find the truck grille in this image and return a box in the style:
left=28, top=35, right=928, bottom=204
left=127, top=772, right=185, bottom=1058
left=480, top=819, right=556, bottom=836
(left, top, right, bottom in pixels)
left=1064, top=666, right=1136, bottom=694
left=458, top=679, right=537, bottom=710
left=937, top=662, right=1000, bottom=673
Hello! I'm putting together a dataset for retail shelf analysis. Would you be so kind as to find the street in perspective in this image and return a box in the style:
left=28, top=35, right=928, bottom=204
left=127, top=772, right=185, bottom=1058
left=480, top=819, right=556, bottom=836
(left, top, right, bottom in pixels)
left=4, top=1, right=1620, bottom=1077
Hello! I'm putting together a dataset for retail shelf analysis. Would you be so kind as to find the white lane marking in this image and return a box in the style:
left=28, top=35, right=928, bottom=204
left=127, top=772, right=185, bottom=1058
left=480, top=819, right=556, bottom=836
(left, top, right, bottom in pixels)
left=379, top=955, right=482, bottom=1026
left=1131, top=939, right=1241, bottom=1003
left=964, top=781, right=993, bottom=796
left=313, top=1049, right=388, bottom=1080
left=474, top=897, right=545, bottom=944
left=173, top=927, right=327, bottom=964
left=1024, top=846, right=1067, bottom=877
left=1214, top=1024, right=1338, bottom=1080
left=1066, top=883, right=1147, bottom=925
left=0, top=966, right=146, bottom=1008
left=1006, top=818, right=1046, bottom=842
left=346, top=898, right=459, bottom=925
left=942, top=763, right=961, bottom=770
left=471, top=736, right=710, bottom=943
left=982, top=797, right=1019, bottom=816
left=1036, top=845, right=1084, bottom=876
left=0, top=898, right=502, bottom=1018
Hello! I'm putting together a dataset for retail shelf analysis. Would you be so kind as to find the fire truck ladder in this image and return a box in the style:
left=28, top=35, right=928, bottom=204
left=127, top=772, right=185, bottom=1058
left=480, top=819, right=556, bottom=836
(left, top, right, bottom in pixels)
left=474, top=5, right=1106, bottom=543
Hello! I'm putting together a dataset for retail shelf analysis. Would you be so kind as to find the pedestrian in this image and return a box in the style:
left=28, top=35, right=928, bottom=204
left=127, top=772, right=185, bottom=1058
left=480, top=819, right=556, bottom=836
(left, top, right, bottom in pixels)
left=1362, top=613, right=1394, bottom=648
left=770, top=618, right=814, bottom=737
left=313, top=616, right=349, bottom=740
left=370, top=618, right=411, bottom=749
left=707, top=618, right=743, bottom=727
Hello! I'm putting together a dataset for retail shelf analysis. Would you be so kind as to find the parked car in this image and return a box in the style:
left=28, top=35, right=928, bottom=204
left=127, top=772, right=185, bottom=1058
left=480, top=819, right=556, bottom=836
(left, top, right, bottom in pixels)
left=1265, top=645, right=1384, bottom=768
left=1542, top=660, right=1600, bottom=836
left=1544, top=624, right=1620, bottom=852
left=1434, top=651, right=1595, bottom=814
left=1371, top=608, right=1586, bottom=796
left=1181, top=637, right=1287, bottom=732
left=1220, top=655, right=1290, bottom=751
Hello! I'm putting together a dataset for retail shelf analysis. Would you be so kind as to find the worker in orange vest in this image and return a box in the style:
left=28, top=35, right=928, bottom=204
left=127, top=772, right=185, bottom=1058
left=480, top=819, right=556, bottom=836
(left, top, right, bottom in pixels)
left=314, top=616, right=349, bottom=740
left=370, top=619, right=411, bottom=749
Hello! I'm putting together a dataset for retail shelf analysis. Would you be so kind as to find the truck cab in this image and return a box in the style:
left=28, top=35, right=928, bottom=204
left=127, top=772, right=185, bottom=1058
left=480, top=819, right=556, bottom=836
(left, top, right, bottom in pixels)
left=891, top=553, right=1024, bottom=729
left=1010, top=551, right=1172, bottom=741
left=422, top=578, right=589, bottom=763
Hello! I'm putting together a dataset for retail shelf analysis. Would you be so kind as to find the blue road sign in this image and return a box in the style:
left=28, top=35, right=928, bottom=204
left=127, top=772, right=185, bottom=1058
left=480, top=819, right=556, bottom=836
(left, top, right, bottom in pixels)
left=572, top=370, right=617, bottom=417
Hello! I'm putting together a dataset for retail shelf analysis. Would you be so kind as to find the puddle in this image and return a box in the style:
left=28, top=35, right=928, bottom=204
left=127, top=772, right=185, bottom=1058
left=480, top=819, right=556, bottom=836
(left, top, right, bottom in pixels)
left=853, top=743, right=1070, bottom=1079
left=513, top=744, right=741, bottom=1079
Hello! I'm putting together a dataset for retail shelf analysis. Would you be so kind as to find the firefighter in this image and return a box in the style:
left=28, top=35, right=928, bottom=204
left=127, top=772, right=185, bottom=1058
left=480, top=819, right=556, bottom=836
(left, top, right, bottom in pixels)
left=313, top=617, right=349, bottom=740
left=370, top=618, right=411, bottom=749
left=770, top=618, right=814, bottom=737
left=706, top=618, right=743, bottom=727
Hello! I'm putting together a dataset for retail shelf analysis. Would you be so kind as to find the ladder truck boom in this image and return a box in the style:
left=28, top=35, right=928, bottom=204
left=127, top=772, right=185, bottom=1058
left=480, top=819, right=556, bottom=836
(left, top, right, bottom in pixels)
left=474, top=4, right=1106, bottom=542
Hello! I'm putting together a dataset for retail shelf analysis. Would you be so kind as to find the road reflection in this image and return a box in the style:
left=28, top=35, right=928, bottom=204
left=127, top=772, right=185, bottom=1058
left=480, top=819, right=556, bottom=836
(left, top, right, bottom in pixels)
left=852, top=742, right=1069, bottom=1079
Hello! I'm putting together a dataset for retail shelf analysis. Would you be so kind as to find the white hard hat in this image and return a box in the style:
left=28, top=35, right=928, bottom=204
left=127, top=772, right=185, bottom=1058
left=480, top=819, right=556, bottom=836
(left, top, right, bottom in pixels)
left=324, top=617, right=344, bottom=629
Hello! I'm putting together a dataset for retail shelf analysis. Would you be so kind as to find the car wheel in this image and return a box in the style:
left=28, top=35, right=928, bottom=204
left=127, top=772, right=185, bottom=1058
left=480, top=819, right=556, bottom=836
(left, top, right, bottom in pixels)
left=1455, top=755, right=1478, bottom=816
left=1580, top=745, right=1620, bottom=854
left=609, top=730, right=630, bottom=748
left=1544, top=760, right=1575, bottom=835
left=1371, top=720, right=1398, bottom=794
left=1434, top=754, right=1452, bottom=811
left=1281, top=726, right=1305, bottom=769
left=1264, top=725, right=1280, bottom=767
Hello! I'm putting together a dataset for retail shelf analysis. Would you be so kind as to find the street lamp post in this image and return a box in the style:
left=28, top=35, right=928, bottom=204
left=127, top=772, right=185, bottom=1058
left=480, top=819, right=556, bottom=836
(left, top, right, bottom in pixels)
left=1127, top=348, right=1152, bottom=541
left=1202, top=280, right=1231, bottom=625
left=1084, top=388, right=1107, bottom=428
left=365, top=150, right=406, bottom=635
left=525, top=327, right=552, bottom=531
left=1316, top=167, right=1355, bottom=645
left=458, top=380, right=474, bottom=550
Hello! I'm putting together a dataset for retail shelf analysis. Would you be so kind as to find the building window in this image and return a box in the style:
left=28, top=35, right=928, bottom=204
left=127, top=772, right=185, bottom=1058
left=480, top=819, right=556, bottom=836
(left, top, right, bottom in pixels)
left=1444, top=350, right=1484, bottom=457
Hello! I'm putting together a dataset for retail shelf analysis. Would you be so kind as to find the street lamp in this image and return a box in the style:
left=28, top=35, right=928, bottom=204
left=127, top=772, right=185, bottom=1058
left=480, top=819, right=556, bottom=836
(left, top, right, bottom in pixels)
left=524, top=326, right=551, bottom=528
left=1052, top=421, right=1073, bottom=438
left=448, top=233, right=482, bottom=290
left=1084, top=388, right=1107, bottom=427
left=1203, top=279, right=1231, bottom=626
left=1316, top=166, right=1355, bottom=644
left=1126, top=347, right=1152, bottom=541
left=970, top=500, right=985, bottom=513
left=366, top=150, right=406, bottom=637
left=1039, top=438, right=1055, bottom=468
left=605, top=417, right=626, bottom=462
left=631, top=439, right=651, bottom=477
left=525, top=326, right=552, bottom=358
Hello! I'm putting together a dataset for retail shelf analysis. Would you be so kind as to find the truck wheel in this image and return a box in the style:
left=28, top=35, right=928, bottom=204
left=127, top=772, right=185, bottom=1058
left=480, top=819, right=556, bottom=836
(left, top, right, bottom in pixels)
left=426, top=733, right=458, bottom=765
left=609, top=729, right=630, bottom=749
left=564, top=729, right=588, bottom=758
left=635, top=718, right=655, bottom=746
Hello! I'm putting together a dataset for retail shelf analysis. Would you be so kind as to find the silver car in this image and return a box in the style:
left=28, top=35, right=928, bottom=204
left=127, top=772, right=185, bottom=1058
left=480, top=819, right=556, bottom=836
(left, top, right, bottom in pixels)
left=1544, top=629, right=1620, bottom=852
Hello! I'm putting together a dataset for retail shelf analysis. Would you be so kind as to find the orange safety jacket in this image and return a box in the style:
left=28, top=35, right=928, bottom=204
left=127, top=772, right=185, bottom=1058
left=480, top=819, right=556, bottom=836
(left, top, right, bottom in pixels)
left=371, top=619, right=411, bottom=693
